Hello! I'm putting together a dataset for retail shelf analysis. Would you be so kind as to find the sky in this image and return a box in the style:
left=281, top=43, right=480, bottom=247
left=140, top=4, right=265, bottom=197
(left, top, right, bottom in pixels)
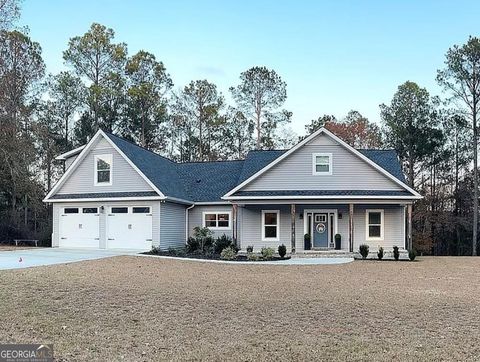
left=20, top=0, right=479, bottom=134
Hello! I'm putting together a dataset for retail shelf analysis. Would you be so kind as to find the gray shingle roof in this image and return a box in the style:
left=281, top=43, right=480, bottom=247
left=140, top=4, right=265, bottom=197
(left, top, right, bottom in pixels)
left=101, top=133, right=410, bottom=203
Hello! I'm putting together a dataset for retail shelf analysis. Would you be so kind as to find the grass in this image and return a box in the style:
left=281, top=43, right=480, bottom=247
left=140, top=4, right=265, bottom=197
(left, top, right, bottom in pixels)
left=1, top=256, right=479, bottom=361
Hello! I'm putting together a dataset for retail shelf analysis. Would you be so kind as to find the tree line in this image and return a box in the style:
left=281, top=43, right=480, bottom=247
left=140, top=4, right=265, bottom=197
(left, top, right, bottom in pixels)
left=0, top=0, right=479, bottom=255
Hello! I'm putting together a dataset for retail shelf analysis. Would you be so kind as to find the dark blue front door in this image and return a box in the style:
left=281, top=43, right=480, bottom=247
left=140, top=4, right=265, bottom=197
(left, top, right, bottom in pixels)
left=313, top=213, right=329, bottom=248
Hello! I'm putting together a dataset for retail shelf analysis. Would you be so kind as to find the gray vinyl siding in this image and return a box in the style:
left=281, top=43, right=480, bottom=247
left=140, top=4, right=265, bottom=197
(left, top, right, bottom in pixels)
left=243, top=133, right=402, bottom=191
left=238, top=204, right=405, bottom=253
left=56, top=136, right=154, bottom=195
left=188, top=205, right=234, bottom=239
left=65, top=155, right=78, bottom=170
left=52, top=200, right=160, bottom=248
left=160, top=201, right=186, bottom=250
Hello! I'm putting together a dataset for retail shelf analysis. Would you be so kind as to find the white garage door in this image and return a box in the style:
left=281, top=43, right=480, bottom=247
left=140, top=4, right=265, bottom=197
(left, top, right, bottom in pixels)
left=107, top=206, right=153, bottom=250
left=59, top=207, right=100, bottom=248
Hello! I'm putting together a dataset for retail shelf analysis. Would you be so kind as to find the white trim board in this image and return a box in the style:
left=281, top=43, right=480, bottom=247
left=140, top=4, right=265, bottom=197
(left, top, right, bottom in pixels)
left=222, top=127, right=422, bottom=199
left=44, top=130, right=165, bottom=202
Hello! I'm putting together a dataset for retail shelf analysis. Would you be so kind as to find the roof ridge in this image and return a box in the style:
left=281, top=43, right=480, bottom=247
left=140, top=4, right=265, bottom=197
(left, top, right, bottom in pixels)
left=178, top=159, right=245, bottom=165
left=104, top=131, right=177, bottom=164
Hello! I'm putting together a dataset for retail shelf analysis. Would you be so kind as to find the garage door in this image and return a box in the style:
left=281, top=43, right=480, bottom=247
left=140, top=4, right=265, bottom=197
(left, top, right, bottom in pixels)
left=107, top=206, right=153, bottom=250
left=59, top=207, right=100, bottom=248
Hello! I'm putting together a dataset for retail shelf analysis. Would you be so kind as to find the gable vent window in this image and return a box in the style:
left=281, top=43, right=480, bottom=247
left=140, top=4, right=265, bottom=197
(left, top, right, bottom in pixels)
left=94, top=154, right=112, bottom=186
left=312, top=153, right=332, bottom=175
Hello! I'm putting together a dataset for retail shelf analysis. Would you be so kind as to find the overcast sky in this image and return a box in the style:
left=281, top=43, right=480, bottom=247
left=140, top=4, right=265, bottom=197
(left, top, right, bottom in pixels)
left=21, top=0, right=479, bottom=134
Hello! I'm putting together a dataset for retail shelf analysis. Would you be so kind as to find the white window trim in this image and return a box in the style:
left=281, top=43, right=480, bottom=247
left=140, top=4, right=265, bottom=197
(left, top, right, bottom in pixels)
left=202, top=211, right=232, bottom=230
left=312, top=152, right=332, bottom=175
left=94, top=154, right=113, bottom=186
left=261, top=210, right=280, bottom=242
left=366, top=209, right=384, bottom=241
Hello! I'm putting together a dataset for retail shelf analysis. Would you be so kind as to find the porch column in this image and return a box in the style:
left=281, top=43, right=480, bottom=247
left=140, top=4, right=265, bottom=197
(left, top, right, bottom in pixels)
left=291, top=204, right=296, bottom=254
left=232, top=204, right=238, bottom=246
left=407, top=203, right=413, bottom=250
left=349, top=204, right=354, bottom=252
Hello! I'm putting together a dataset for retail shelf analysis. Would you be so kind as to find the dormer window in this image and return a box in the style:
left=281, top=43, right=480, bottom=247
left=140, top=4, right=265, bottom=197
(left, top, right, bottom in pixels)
left=312, top=153, right=332, bottom=175
left=94, top=154, right=112, bottom=186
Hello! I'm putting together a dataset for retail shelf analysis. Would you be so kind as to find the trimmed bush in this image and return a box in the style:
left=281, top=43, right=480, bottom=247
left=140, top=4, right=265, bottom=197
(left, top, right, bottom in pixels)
left=359, top=244, right=369, bottom=259
left=261, top=247, right=275, bottom=260
left=220, top=246, right=237, bottom=260
left=246, top=245, right=254, bottom=253
left=377, top=246, right=384, bottom=260
left=393, top=246, right=400, bottom=261
left=278, top=244, right=287, bottom=259
left=186, top=237, right=200, bottom=253
left=247, top=252, right=259, bottom=261
left=408, top=249, right=417, bottom=261
left=214, top=234, right=233, bottom=254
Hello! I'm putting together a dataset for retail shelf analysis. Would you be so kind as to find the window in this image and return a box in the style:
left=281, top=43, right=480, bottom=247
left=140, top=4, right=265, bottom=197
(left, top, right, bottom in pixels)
left=83, top=207, right=98, bottom=214
left=262, top=210, right=280, bottom=241
left=64, top=208, right=78, bottom=214
left=111, top=207, right=128, bottom=214
left=366, top=209, right=384, bottom=240
left=94, top=154, right=112, bottom=185
left=315, top=214, right=327, bottom=223
left=203, top=212, right=231, bottom=229
left=312, top=153, right=332, bottom=175
left=133, top=207, right=150, bottom=214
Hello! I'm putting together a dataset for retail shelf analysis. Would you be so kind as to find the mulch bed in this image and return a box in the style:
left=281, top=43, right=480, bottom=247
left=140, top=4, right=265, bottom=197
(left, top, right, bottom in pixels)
left=142, top=250, right=291, bottom=261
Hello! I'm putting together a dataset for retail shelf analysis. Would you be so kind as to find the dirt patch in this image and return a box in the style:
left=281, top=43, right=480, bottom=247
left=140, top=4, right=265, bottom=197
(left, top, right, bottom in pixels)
left=0, top=256, right=479, bottom=361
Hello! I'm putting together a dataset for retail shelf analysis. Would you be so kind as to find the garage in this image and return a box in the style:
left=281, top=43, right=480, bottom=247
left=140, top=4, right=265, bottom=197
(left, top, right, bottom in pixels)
left=107, top=206, right=153, bottom=250
left=59, top=206, right=100, bottom=248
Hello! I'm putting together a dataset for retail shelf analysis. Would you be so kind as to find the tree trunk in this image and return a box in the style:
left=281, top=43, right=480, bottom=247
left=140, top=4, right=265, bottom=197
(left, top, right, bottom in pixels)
left=473, top=99, right=478, bottom=256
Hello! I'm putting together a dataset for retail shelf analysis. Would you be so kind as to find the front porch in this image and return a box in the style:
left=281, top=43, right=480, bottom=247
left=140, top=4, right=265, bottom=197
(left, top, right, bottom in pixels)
left=233, top=202, right=413, bottom=255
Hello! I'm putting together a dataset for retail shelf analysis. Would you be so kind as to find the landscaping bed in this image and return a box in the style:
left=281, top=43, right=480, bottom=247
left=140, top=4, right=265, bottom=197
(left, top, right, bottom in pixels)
left=143, top=227, right=290, bottom=262
left=142, top=248, right=291, bottom=262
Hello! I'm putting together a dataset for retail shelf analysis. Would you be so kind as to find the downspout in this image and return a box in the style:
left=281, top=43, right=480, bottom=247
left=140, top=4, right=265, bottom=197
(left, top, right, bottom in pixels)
left=185, top=204, right=195, bottom=243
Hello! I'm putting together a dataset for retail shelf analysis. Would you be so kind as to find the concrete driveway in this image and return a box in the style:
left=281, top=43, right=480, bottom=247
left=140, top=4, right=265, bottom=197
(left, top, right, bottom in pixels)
left=0, top=248, right=142, bottom=270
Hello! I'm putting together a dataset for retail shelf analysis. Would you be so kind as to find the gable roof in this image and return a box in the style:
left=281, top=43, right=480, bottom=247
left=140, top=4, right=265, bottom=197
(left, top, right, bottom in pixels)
left=223, top=127, right=421, bottom=199
left=46, top=129, right=419, bottom=203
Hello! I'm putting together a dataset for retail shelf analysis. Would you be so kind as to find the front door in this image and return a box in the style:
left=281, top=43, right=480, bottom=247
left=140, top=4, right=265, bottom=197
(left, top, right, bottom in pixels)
left=313, top=213, right=329, bottom=248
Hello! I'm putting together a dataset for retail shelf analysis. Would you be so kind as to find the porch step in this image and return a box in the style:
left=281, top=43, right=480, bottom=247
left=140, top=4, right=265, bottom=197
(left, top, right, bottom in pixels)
left=292, top=250, right=355, bottom=258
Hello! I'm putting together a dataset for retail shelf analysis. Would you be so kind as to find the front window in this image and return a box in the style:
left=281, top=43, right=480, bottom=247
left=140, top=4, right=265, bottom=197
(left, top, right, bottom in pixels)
left=262, top=210, right=280, bottom=241
left=366, top=209, right=384, bottom=240
left=95, top=154, right=112, bottom=185
left=312, top=153, right=332, bottom=175
left=203, top=212, right=231, bottom=229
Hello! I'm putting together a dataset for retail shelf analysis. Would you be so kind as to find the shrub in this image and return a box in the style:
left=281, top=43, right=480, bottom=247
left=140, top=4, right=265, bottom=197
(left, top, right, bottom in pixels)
left=408, top=249, right=417, bottom=261
left=377, top=247, right=384, bottom=260
left=393, top=246, right=400, bottom=261
left=261, top=247, right=275, bottom=260
left=186, top=237, right=200, bottom=253
left=214, top=234, right=233, bottom=254
left=220, top=246, right=237, bottom=260
left=168, top=246, right=178, bottom=255
left=278, top=244, right=287, bottom=259
left=150, top=246, right=161, bottom=255
left=359, top=244, right=369, bottom=259
left=246, top=245, right=254, bottom=253
left=247, top=252, right=259, bottom=261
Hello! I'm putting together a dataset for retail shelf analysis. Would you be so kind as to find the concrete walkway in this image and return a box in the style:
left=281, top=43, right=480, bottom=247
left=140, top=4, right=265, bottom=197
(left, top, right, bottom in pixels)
left=0, top=248, right=142, bottom=270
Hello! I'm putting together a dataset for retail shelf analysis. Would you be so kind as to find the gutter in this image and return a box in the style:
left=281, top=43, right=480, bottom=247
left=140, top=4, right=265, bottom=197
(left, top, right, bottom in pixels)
left=185, top=204, right=195, bottom=243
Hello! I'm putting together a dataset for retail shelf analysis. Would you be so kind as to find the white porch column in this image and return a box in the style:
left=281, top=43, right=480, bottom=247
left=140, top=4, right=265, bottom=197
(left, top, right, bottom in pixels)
left=349, top=204, right=354, bottom=252
left=407, top=203, right=413, bottom=250
left=291, top=204, right=296, bottom=254
left=232, top=203, right=238, bottom=246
